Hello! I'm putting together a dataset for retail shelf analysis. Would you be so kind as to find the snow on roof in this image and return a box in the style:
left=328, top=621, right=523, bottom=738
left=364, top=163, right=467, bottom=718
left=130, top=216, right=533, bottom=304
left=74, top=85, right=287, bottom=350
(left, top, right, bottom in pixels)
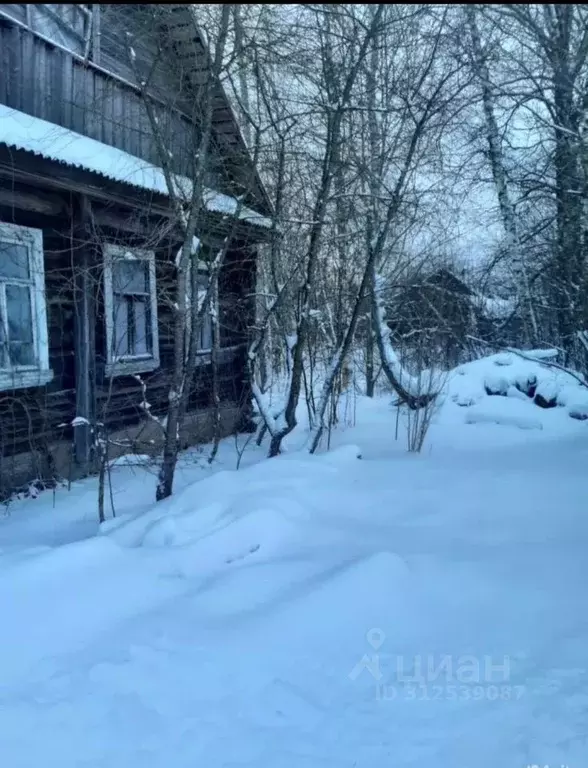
left=0, top=105, right=272, bottom=228
left=474, top=292, right=515, bottom=320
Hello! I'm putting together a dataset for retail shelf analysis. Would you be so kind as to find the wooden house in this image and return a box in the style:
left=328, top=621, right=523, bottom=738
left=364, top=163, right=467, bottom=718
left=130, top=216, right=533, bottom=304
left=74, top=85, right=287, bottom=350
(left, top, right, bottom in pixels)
left=0, top=4, right=273, bottom=498
left=388, top=268, right=520, bottom=369
left=388, top=268, right=477, bottom=368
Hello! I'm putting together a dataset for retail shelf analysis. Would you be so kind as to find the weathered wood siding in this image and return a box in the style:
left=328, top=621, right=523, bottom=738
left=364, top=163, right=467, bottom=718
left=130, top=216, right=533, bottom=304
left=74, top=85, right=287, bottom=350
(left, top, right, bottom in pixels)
left=0, top=178, right=255, bottom=496
left=0, top=5, right=265, bottom=496
left=0, top=12, right=227, bottom=189
left=0, top=188, right=76, bottom=488
left=91, top=231, right=253, bottom=434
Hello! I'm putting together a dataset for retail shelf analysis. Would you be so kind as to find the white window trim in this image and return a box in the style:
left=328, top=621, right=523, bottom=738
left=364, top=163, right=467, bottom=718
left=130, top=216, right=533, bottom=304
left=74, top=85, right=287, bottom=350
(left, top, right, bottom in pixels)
left=103, top=244, right=160, bottom=377
left=0, top=222, right=53, bottom=391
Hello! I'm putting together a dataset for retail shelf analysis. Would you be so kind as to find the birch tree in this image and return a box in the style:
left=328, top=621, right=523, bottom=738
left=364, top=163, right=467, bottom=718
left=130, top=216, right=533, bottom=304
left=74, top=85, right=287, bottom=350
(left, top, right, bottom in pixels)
left=128, top=5, right=260, bottom=500
left=465, top=5, right=539, bottom=345
left=482, top=4, right=588, bottom=362
left=362, top=6, right=466, bottom=408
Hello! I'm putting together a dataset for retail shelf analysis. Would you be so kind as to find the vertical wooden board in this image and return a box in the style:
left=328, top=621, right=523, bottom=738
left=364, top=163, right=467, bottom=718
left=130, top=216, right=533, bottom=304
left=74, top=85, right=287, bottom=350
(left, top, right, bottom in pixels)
left=10, top=24, right=21, bottom=110
left=92, top=3, right=101, bottom=65
left=71, top=61, right=85, bottom=133
left=86, top=68, right=101, bottom=140
left=119, top=90, right=129, bottom=152
left=44, top=44, right=55, bottom=124
left=34, top=40, right=46, bottom=119
left=137, top=100, right=150, bottom=161
left=123, top=91, right=133, bottom=153
left=112, top=86, right=125, bottom=152
left=61, top=49, right=73, bottom=127
left=93, top=75, right=104, bottom=144
left=50, top=45, right=63, bottom=126
left=101, top=77, right=114, bottom=147
left=146, top=102, right=164, bottom=166
left=20, top=27, right=35, bottom=114
left=128, top=93, right=140, bottom=155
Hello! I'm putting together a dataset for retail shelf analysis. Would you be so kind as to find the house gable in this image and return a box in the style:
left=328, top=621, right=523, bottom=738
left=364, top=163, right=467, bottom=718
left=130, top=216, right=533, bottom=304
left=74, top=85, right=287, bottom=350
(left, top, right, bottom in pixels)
left=0, top=4, right=272, bottom=218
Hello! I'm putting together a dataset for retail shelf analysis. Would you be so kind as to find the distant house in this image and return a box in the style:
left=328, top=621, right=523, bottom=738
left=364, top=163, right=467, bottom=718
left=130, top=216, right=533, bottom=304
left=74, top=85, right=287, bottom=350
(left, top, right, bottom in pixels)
left=388, top=268, right=520, bottom=368
left=0, top=4, right=272, bottom=497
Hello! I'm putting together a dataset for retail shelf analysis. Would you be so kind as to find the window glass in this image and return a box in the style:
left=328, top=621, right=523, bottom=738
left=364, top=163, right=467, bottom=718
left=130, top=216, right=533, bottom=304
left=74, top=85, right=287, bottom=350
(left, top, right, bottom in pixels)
left=108, top=252, right=155, bottom=364
left=133, top=299, right=149, bottom=356
left=113, top=295, right=129, bottom=357
left=0, top=242, right=29, bottom=280
left=113, top=261, right=149, bottom=295
left=0, top=254, right=36, bottom=368
left=0, top=223, right=51, bottom=388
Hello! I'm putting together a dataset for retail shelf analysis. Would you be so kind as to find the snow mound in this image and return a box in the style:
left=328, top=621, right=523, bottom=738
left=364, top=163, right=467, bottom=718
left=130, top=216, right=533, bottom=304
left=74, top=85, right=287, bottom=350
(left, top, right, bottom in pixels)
left=568, top=402, right=588, bottom=421
left=465, top=403, right=543, bottom=431
left=141, top=500, right=303, bottom=568
left=446, top=351, right=588, bottom=431
left=108, top=453, right=153, bottom=468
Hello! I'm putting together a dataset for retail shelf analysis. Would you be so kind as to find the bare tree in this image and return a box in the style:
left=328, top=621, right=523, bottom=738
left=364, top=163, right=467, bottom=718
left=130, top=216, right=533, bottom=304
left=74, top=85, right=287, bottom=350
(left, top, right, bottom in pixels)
left=464, top=5, right=539, bottom=345
left=478, top=4, right=588, bottom=363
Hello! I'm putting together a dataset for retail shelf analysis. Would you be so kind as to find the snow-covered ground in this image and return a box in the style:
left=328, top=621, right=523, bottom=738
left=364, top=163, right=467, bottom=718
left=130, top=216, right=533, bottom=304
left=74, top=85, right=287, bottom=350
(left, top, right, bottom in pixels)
left=1, top=352, right=587, bottom=767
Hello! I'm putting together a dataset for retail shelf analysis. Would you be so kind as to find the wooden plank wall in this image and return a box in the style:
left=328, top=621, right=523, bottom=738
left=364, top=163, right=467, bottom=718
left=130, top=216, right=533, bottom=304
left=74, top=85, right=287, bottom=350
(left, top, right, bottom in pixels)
left=0, top=15, right=226, bottom=190
left=0, top=192, right=77, bottom=486
left=0, top=180, right=254, bottom=495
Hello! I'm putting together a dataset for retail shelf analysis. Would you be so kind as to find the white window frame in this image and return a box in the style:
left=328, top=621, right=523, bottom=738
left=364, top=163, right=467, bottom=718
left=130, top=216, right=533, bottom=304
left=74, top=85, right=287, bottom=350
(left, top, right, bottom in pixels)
left=0, top=222, right=53, bottom=391
left=103, top=244, right=160, bottom=377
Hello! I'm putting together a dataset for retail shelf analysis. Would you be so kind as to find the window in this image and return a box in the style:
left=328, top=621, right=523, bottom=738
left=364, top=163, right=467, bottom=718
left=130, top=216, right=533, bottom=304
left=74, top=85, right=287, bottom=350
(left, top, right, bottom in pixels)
left=196, top=271, right=213, bottom=353
left=0, top=223, right=53, bottom=390
left=185, top=264, right=214, bottom=356
left=0, top=5, right=96, bottom=58
left=103, top=245, right=159, bottom=376
left=29, top=5, right=94, bottom=57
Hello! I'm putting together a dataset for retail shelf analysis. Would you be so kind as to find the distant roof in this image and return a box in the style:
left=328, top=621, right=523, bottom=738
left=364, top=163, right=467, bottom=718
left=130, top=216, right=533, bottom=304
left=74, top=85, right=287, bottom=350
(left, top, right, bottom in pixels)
left=0, top=104, right=272, bottom=229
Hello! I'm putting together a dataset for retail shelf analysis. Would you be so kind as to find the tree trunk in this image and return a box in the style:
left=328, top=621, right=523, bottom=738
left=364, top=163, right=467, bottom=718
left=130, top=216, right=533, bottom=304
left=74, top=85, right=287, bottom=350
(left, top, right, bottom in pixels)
left=268, top=5, right=386, bottom=457
left=371, top=266, right=437, bottom=410
left=365, top=280, right=375, bottom=397
left=466, top=5, right=539, bottom=346
left=208, top=269, right=222, bottom=464
left=155, top=5, right=231, bottom=501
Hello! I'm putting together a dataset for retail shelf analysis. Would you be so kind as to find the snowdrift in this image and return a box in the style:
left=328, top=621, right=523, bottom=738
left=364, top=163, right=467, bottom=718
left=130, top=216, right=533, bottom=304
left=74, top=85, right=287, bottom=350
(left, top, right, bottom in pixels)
left=444, top=350, right=588, bottom=430
left=1, top=368, right=588, bottom=765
